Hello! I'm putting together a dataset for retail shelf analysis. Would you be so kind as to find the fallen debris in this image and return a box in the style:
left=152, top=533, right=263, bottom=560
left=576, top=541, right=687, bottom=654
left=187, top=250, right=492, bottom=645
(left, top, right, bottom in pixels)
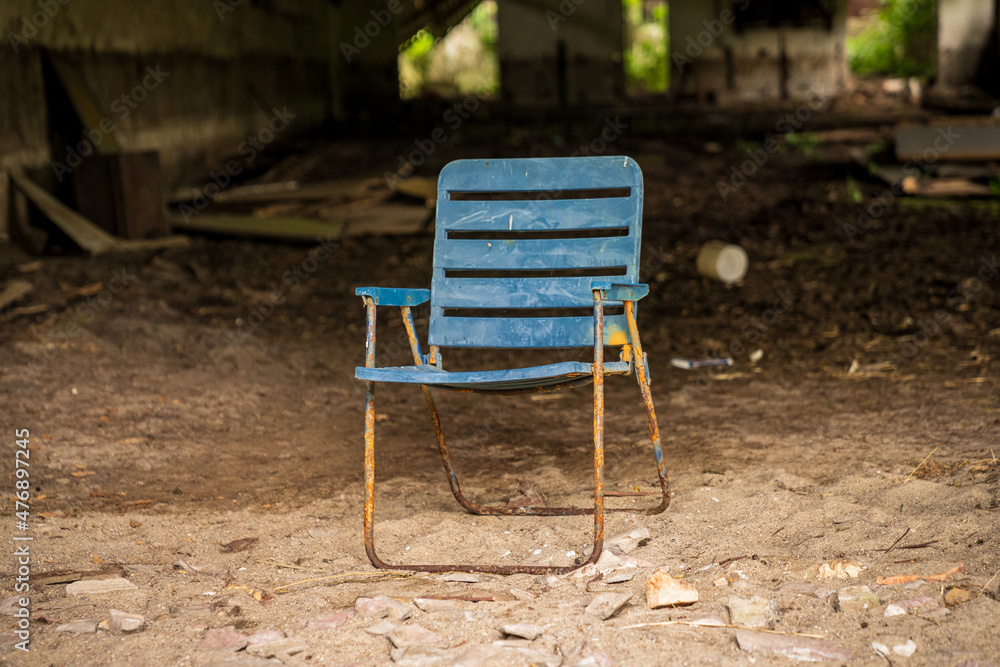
left=55, top=619, right=98, bottom=634
left=66, top=577, right=137, bottom=596
left=246, top=629, right=286, bottom=645
left=507, top=482, right=545, bottom=508
left=877, top=563, right=965, bottom=586
left=197, top=626, right=248, bottom=651
left=222, top=537, right=258, bottom=552
left=0, top=280, right=32, bottom=312
left=387, top=623, right=448, bottom=648
left=501, top=623, right=543, bottom=640
left=814, top=559, right=862, bottom=579
left=737, top=629, right=851, bottom=662
left=833, top=586, right=880, bottom=613
left=365, top=620, right=396, bottom=636
left=307, top=610, right=353, bottom=629
left=108, top=609, right=145, bottom=634
left=689, top=613, right=727, bottom=627
left=585, top=591, right=632, bottom=620
left=646, top=569, right=698, bottom=608
left=604, top=526, right=651, bottom=554
left=390, top=645, right=451, bottom=665
left=728, top=596, right=780, bottom=629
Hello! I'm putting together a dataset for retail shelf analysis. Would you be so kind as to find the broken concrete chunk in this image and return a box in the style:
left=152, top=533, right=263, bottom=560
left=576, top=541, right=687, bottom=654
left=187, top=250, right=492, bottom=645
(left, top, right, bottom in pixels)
left=246, top=629, right=286, bottom=645
left=501, top=622, right=544, bottom=640
left=834, top=586, right=880, bottom=613
left=689, top=612, right=727, bottom=627
left=585, top=592, right=632, bottom=620
left=728, top=596, right=780, bottom=630
left=56, top=619, right=99, bottom=634
left=390, top=645, right=451, bottom=665
left=198, top=626, right=248, bottom=651
left=66, top=577, right=137, bottom=596
left=646, top=569, right=698, bottom=608
left=737, top=629, right=852, bottom=662
left=307, top=610, right=353, bottom=629
left=108, top=608, right=145, bottom=634
left=388, top=623, right=448, bottom=649
left=605, top=527, right=651, bottom=554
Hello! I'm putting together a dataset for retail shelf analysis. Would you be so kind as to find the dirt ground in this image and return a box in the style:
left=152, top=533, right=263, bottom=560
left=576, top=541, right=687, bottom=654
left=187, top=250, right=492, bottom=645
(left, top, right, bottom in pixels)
left=2, top=103, right=1000, bottom=666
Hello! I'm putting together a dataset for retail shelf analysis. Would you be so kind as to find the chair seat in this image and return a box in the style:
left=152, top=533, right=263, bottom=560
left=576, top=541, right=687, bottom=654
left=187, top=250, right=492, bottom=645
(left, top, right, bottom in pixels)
left=356, top=361, right=631, bottom=392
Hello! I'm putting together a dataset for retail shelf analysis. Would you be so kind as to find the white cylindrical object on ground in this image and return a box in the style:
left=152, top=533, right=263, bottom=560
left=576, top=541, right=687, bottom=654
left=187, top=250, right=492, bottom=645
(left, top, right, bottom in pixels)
left=696, top=241, right=748, bottom=284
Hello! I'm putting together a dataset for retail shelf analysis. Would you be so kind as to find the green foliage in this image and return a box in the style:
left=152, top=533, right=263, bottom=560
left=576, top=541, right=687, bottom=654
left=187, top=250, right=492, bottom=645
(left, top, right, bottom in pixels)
left=847, top=0, right=935, bottom=77
left=623, top=0, right=668, bottom=93
left=785, top=131, right=820, bottom=158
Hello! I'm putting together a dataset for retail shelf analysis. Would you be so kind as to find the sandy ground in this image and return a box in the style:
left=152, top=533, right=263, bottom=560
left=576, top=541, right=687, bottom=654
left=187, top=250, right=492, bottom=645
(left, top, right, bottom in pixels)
left=2, top=110, right=999, bottom=666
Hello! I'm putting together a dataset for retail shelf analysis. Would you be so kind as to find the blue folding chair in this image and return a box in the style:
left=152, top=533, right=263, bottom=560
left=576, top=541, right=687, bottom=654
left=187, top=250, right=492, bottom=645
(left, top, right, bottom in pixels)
left=355, top=156, right=668, bottom=574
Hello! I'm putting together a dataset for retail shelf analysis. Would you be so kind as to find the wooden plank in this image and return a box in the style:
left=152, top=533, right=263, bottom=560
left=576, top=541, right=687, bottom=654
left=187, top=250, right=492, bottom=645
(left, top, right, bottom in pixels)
left=896, top=118, right=1000, bottom=161
left=391, top=176, right=437, bottom=202
left=9, top=169, right=123, bottom=253
left=170, top=214, right=344, bottom=240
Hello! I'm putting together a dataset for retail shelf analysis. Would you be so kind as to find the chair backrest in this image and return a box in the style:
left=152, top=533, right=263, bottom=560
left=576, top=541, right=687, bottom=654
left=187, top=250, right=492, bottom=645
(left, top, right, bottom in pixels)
left=429, top=156, right=643, bottom=349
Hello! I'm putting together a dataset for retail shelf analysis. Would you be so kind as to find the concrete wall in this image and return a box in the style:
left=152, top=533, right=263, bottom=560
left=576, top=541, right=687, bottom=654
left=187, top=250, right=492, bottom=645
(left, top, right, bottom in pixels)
left=669, top=0, right=848, bottom=104
left=497, top=0, right=624, bottom=106
left=0, top=0, right=404, bottom=245
left=937, top=0, right=997, bottom=90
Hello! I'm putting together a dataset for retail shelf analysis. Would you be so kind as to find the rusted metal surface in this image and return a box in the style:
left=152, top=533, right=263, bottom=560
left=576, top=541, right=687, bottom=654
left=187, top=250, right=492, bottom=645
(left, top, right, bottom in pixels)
left=590, top=290, right=606, bottom=563
left=625, top=300, right=670, bottom=515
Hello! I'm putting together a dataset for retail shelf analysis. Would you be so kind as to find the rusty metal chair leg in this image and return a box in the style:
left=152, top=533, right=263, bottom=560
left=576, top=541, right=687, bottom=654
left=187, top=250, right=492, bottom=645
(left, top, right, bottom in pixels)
left=625, top=301, right=670, bottom=515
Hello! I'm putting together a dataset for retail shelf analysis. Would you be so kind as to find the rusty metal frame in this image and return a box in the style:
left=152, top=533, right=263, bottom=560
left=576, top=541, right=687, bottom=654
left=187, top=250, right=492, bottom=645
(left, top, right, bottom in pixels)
left=361, top=290, right=668, bottom=575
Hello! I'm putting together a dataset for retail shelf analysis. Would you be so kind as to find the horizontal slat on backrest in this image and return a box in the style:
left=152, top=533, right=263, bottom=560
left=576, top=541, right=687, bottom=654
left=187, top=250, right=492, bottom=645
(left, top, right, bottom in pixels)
left=429, top=314, right=631, bottom=348
left=434, top=276, right=624, bottom=309
left=439, top=197, right=639, bottom=232
left=435, top=236, right=636, bottom=271
left=438, top=157, right=641, bottom=191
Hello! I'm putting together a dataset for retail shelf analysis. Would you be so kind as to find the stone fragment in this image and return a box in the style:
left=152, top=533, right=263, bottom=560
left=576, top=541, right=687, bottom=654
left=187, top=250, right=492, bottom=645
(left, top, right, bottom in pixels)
left=646, top=569, right=698, bottom=608
left=894, top=639, right=917, bottom=657
left=56, top=619, right=98, bottom=634
left=388, top=623, right=448, bottom=648
left=834, top=586, right=880, bottom=613
left=390, top=645, right=450, bottom=665
left=365, top=620, right=396, bottom=636
left=888, top=596, right=944, bottom=617
left=198, top=626, right=248, bottom=651
left=501, top=622, right=544, bottom=640
left=945, top=588, right=971, bottom=605
left=453, top=645, right=505, bottom=666
left=308, top=610, right=353, bottom=629
left=585, top=592, right=632, bottom=620
left=509, top=588, right=536, bottom=602
left=0, top=596, right=23, bottom=615
left=728, top=596, right=780, bottom=629
left=689, top=612, right=727, bottom=627
left=108, top=609, right=145, bottom=634
left=605, top=527, right=650, bottom=554
left=713, top=577, right=729, bottom=587
left=436, top=573, right=484, bottom=583
left=573, top=650, right=613, bottom=667
left=514, top=648, right=563, bottom=666
left=66, top=578, right=137, bottom=596
left=356, top=596, right=414, bottom=621
left=605, top=573, right=634, bottom=584
left=414, top=598, right=461, bottom=613
left=737, top=629, right=852, bottom=661
left=246, top=629, right=286, bottom=645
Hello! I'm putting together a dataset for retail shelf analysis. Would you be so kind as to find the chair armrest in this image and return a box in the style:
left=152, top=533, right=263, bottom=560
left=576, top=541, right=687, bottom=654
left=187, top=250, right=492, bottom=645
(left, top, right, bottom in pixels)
left=356, top=287, right=430, bottom=306
left=591, top=282, right=649, bottom=301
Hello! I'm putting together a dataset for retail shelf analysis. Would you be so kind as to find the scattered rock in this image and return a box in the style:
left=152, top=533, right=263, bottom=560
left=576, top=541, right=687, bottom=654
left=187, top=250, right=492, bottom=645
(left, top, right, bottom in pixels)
left=388, top=623, right=448, bottom=648
left=222, top=537, right=257, bottom=552
left=501, top=622, right=544, bottom=640
left=945, top=588, right=971, bottom=605
left=0, top=596, right=24, bottom=615
left=509, top=588, right=536, bottom=602
left=493, top=639, right=532, bottom=648
left=390, top=645, right=450, bottom=666
left=307, top=610, right=353, bottom=629
left=894, top=639, right=917, bottom=657
left=727, top=596, right=780, bottom=629
left=713, top=577, right=728, bottom=587
left=514, top=648, right=563, bottom=666
left=586, top=592, right=632, bottom=620
left=108, top=609, right=145, bottom=634
left=454, top=645, right=505, bottom=666
left=246, top=639, right=310, bottom=663
left=779, top=582, right=835, bottom=599
left=834, top=586, right=880, bottom=613
left=605, top=527, right=651, bottom=554
left=414, top=598, right=461, bottom=613
left=366, top=620, right=396, bottom=636
left=507, top=482, right=544, bottom=508
left=689, top=612, right=727, bottom=627
left=605, top=573, right=634, bottom=584
left=198, top=626, right=248, bottom=651
left=885, top=595, right=947, bottom=619
left=573, top=650, right=613, bottom=667
left=56, top=619, right=98, bottom=634
left=246, top=629, right=286, bottom=645
left=646, top=569, right=698, bottom=608
left=66, top=577, right=137, bottom=596
left=355, top=596, right=414, bottom=622
left=308, top=528, right=334, bottom=539
left=737, top=629, right=851, bottom=662
left=815, top=559, right=862, bottom=579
